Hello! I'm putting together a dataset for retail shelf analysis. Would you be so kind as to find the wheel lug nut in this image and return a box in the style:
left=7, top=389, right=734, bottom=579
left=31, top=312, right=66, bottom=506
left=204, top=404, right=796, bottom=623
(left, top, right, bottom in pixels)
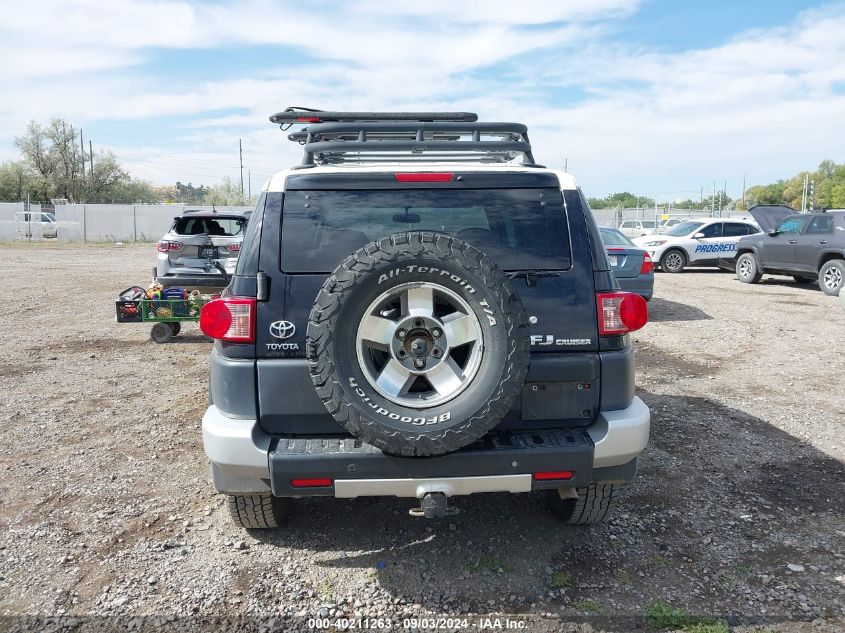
left=431, top=328, right=441, bottom=338
left=431, top=348, right=441, bottom=357
left=397, top=329, right=406, bottom=339
left=414, top=358, right=426, bottom=369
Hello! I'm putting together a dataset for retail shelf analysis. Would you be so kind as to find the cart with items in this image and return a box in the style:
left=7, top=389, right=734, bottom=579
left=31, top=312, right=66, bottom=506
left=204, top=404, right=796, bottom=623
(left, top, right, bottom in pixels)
left=115, top=285, right=214, bottom=343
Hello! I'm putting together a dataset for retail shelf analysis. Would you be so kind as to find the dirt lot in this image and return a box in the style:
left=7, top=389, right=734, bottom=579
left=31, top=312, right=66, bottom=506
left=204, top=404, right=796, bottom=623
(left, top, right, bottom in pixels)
left=0, top=243, right=843, bottom=633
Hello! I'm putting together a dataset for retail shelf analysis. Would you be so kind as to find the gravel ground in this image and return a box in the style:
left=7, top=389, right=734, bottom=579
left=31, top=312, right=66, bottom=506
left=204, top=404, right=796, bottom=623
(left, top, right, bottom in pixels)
left=0, top=243, right=843, bottom=633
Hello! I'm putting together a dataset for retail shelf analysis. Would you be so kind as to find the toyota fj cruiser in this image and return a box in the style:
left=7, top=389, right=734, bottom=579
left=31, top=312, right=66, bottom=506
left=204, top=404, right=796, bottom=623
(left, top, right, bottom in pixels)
left=200, top=109, right=650, bottom=529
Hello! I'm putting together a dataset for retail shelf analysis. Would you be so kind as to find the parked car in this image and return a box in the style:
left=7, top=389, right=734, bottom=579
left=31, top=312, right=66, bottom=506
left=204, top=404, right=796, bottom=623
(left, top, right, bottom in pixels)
left=199, top=108, right=650, bottom=529
left=600, top=227, right=654, bottom=300
left=154, top=210, right=248, bottom=290
left=14, top=211, right=57, bottom=238
left=735, top=209, right=845, bottom=296
left=656, top=218, right=684, bottom=233
left=618, top=219, right=659, bottom=237
left=632, top=217, right=761, bottom=273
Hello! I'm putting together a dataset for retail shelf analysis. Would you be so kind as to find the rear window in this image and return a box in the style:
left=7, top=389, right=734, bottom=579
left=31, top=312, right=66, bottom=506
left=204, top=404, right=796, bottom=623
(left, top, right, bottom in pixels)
left=173, top=216, right=245, bottom=236
left=280, top=188, right=570, bottom=273
left=600, top=228, right=635, bottom=246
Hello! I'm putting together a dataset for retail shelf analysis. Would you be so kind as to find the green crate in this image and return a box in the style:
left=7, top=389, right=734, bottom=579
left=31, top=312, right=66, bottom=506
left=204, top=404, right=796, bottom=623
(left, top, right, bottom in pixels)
left=140, top=296, right=206, bottom=322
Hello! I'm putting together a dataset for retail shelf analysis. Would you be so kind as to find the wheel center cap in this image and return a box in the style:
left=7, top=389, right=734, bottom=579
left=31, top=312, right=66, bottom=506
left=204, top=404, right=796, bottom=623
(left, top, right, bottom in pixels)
left=410, top=337, right=428, bottom=356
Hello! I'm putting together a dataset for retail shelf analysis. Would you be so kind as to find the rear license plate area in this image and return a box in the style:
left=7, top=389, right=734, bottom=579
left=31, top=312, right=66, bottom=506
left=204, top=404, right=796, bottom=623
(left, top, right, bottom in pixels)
left=200, top=246, right=218, bottom=259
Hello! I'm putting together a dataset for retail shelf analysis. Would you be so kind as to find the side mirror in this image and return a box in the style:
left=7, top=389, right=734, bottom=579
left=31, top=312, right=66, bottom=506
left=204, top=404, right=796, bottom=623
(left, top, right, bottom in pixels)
left=768, top=230, right=779, bottom=237
left=693, top=232, right=705, bottom=239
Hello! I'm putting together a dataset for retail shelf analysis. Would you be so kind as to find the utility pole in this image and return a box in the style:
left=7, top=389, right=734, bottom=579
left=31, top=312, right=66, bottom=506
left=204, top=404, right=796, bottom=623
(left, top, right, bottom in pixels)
left=801, top=174, right=808, bottom=213
left=564, top=157, right=568, bottom=173
left=712, top=180, right=716, bottom=217
left=248, top=169, right=251, bottom=199
left=700, top=187, right=703, bottom=205
left=89, top=140, right=94, bottom=181
left=79, top=129, right=85, bottom=190
left=239, top=139, right=244, bottom=196
left=742, top=174, right=746, bottom=208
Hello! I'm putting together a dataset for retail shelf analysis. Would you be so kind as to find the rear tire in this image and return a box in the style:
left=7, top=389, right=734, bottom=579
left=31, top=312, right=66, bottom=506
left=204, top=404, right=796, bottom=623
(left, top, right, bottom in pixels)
left=736, top=253, right=762, bottom=284
left=150, top=322, right=173, bottom=344
left=546, top=483, right=619, bottom=524
left=660, top=249, right=686, bottom=273
left=227, top=494, right=292, bottom=529
left=818, top=259, right=845, bottom=296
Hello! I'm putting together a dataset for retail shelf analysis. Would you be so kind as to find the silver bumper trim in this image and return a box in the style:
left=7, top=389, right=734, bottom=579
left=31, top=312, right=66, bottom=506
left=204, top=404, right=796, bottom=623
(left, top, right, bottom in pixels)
left=334, top=474, right=532, bottom=499
left=202, top=405, right=270, bottom=479
left=588, top=395, right=650, bottom=468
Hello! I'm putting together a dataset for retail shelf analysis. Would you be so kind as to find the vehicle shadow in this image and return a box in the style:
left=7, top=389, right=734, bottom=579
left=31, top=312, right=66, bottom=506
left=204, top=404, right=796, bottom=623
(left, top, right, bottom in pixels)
left=167, top=335, right=211, bottom=344
left=646, top=297, right=713, bottom=322
left=249, top=390, right=845, bottom=622
left=757, top=277, right=821, bottom=292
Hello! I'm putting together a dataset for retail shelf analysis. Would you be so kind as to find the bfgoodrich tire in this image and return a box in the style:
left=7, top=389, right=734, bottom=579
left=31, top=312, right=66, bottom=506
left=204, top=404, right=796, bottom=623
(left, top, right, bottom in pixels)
left=307, top=231, right=530, bottom=457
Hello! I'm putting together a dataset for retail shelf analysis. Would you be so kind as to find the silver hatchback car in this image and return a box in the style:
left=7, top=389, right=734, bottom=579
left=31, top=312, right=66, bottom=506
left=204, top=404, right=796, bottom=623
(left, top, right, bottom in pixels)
left=154, top=211, right=248, bottom=291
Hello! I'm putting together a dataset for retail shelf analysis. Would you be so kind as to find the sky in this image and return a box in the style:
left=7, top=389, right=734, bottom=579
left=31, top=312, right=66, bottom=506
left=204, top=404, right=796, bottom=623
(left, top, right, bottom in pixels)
left=1, top=0, right=844, bottom=201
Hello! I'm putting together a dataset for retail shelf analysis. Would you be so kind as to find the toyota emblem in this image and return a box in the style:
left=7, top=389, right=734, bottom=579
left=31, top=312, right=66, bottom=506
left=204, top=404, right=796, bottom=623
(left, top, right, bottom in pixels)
left=269, top=320, right=296, bottom=339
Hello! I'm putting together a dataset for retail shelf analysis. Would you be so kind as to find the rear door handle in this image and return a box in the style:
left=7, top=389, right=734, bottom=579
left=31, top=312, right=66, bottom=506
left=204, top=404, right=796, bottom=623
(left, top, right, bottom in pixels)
left=819, top=240, right=829, bottom=244
left=787, top=240, right=797, bottom=244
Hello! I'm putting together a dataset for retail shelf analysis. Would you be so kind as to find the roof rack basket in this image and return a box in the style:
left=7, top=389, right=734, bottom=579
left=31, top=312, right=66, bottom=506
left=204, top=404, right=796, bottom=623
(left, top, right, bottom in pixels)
left=269, top=107, right=540, bottom=167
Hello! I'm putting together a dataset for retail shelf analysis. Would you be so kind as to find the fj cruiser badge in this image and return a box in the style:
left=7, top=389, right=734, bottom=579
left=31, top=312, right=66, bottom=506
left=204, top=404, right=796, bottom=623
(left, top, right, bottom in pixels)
left=530, top=335, right=592, bottom=346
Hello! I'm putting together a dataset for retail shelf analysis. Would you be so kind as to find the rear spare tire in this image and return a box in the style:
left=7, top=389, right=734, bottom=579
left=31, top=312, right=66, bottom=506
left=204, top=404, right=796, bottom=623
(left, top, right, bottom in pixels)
left=307, top=231, right=530, bottom=457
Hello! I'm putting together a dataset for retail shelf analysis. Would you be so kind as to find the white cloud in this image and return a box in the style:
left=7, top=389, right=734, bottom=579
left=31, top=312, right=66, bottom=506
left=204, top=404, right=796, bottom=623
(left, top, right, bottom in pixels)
left=1, top=1, right=844, bottom=197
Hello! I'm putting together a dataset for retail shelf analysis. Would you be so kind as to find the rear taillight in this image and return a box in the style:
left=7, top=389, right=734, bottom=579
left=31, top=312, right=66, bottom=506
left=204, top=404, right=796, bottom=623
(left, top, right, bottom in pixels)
left=228, top=243, right=240, bottom=252
left=199, top=298, right=255, bottom=342
left=640, top=253, right=654, bottom=274
left=596, top=292, right=648, bottom=336
left=156, top=241, right=183, bottom=252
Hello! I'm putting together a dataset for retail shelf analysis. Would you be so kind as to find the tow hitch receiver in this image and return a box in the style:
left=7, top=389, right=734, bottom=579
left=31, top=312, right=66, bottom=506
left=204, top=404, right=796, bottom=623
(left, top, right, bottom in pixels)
left=409, top=492, right=458, bottom=519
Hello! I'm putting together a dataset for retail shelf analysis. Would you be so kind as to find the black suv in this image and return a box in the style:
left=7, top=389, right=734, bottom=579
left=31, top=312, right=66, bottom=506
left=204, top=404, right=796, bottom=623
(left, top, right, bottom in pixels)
left=736, top=207, right=845, bottom=296
left=199, top=109, right=650, bottom=529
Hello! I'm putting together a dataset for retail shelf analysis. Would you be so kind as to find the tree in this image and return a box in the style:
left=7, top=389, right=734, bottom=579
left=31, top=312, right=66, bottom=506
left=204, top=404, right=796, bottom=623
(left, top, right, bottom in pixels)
left=588, top=191, right=654, bottom=209
left=6, top=117, right=157, bottom=203
left=15, top=121, right=57, bottom=202
left=45, top=119, right=86, bottom=202
left=0, top=161, right=37, bottom=201
left=202, top=177, right=250, bottom=206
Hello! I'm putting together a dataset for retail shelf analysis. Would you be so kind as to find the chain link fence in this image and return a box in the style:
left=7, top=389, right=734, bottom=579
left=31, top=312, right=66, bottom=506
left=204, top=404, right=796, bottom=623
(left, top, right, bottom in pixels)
left=591, top=206, right=752, bottom=229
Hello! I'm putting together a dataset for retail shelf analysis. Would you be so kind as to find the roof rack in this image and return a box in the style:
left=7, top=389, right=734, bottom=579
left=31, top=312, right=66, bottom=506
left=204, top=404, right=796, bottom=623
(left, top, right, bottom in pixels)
left=270, top=108, right=540, bottom=167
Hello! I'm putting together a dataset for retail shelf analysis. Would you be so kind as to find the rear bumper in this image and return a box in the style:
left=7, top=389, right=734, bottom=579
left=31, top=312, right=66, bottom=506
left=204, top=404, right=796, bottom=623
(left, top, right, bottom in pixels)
left=615, top=275, right=654, bottom=300
left=156, top=273, right=229, bottom=289
left=202, top=396, right=650, bottom=497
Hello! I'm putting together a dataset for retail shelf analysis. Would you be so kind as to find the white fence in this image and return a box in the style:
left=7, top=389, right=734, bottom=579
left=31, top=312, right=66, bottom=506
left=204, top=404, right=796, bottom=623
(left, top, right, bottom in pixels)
left=0, top=202, right=45, bottom=240
left=54, top=204, right=254, bottom=242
